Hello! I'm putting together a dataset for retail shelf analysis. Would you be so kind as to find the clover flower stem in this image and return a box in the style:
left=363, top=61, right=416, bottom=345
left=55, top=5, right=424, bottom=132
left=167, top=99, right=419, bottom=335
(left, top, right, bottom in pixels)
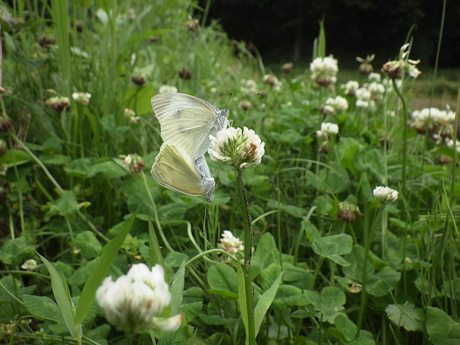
left=236, top=167, right=256, bottom=345
left=391, top=79, right=407, bottom=205
left=381, top=207, right=388, bottom=260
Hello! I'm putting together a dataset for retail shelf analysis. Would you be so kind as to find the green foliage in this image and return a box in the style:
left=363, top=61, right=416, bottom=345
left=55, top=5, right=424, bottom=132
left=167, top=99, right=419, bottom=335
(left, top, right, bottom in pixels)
left=0, top=0, right=459, bottom=344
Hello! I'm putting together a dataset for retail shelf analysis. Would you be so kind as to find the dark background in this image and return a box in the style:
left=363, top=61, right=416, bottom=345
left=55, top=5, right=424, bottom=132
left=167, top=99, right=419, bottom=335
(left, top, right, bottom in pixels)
left=199, top=0, right=460, bottom=69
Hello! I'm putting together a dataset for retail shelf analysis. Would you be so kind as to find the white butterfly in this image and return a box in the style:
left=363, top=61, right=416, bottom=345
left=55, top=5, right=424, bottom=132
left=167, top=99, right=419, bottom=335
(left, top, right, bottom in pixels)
left=151, top=144, right=215, bottom=202
left=151, top=92, right=229, bottom=159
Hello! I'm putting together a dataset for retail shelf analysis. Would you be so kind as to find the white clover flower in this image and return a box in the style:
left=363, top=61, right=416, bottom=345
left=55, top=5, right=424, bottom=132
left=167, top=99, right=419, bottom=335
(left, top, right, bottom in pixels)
left=373, top=186, right=399, bottom=204
left=262, top=74, right=279, bottom=86
left=240, top=79, right=258, bottom=95
left=355, top=88, right=371, bottom=101
left=344, top=80, right=359, bottom=96
left=21, top=259, right=38, bottom=271
left=445, top=138, right=460, bottom=153
left=321, top=122, right=339, bottom=135
left=208, top=127, right=265, bottom=169
left=368, top=73, right=381, bottom=83
left=327, top=96, right=348, bottom=112
left=368, top=82, right=385, bottom=100
left=96, top=263, right=182, bottom=334
left=72, top=92, right=91, bottom=106
left=159, top=85, right=178, bottom=94
left=219, top=230, right=244, bottom=255
left=310, top=55, right=338, bottom=86
left=381, top=44, right=421, bottom=79
left=355, top=99, right=369, bottom=109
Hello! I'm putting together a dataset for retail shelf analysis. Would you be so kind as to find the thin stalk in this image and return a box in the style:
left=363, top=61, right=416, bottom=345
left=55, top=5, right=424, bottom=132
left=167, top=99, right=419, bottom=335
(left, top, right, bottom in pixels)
left=391, top=79, right=408, bottom=205
left=236, top=168, right=255, bottom=345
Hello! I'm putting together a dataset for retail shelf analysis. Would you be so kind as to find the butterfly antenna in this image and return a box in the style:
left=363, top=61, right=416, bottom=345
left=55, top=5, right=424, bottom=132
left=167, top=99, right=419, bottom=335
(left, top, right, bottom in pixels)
left=224, top=92, right=234, bottom=107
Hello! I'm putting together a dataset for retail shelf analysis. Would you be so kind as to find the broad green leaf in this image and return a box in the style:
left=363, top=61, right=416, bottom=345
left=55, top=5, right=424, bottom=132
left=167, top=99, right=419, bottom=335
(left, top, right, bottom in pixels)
left=258, top=263, right=282, bottom=290
left=44, top=190, right=81, bottom=220
left=251, top=233, right=280, bottom=277
left=207, top=262, right=237, bottom=295
left=312, top=233, right=352, bottom=266
left=0, top=149, right=32, bottom=167
left=170, top=260, right=185, bottom=316
left=342, top=245, right=374, bottom=283
left=386, top=302, right=424, bottom=332
left=0, top=236, right=35, bottom=266
left=366, top=267, right=401, bottom=297
left=182, top=287, right=203, bottom=322
left=73, top=211, right=137, bottom=325
left=165, top=252, right=189, bottom=268
left=426, top=307, right=456, bottom=345
left=313, top=195, right=334, bottom=215
left=303, top=220, right=321, bottom=242
left=348, top=337, right=376, bottom=345
left=254, top=271, right=283, bottom=337
left=326, top=314, right=357, bottom=342
left=266, top=199, right=307, bottom=218
left=39, top=254, right=81, bottom=339
left=39, top=154, right=71, bottom=165
left=273, top=285, right=307, bottom=310
left=92, top=160, right=128, bottom=179
left=75, top=231, right=102, bottom=260
left=22, top=295, right=64, bottom=322
left=207, top=289, right=238, bottom=299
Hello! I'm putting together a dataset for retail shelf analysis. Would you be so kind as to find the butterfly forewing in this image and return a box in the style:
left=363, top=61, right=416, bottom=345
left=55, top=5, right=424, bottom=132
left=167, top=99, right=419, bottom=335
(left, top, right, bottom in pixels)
left=152, top=93, right=228, bottom=159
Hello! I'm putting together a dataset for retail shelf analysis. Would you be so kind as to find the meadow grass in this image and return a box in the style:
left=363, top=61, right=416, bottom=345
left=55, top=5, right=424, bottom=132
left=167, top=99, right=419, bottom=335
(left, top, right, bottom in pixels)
left=0, top=1, right=459, bottom=345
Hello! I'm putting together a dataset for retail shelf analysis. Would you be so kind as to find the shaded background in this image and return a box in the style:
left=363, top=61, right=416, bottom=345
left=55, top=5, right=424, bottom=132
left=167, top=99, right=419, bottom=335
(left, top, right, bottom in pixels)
left=199, top=0, right=460, bottom=69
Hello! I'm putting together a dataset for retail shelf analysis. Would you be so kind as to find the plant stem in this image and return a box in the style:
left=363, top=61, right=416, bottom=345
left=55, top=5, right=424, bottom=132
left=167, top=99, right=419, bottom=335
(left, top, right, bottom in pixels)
left=391, top=78, right=408, bottom=204
left=236, top=167, right=256, bottom=345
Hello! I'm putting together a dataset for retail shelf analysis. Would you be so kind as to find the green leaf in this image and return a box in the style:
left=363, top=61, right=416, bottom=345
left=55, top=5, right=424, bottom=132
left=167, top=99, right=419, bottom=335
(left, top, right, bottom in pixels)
left=92, top=160, right=128, bottom=179
left=0, top=236, right=35, bottom=265
left=74, top=231, right=102, bottom=260
left=0, top=149, right=32, bottom=167
left=170, top=260, right=185, bottom=316
left=254, top=271, right=283, bottom=337
left=426, top=307, right=457, bottom=345
left=327, top=315, right=357, bottom=342
left=207, top=289, right=238, bottom=299
left=39, top=154, right=71, bottom=165
left=366, top=267, right=401, bottom=297
left=207, top=263, right=238, bottom=295
left=273, top=285, right=308, bottom=310
left=148, top=213, right=165, bottom=268
left=303, top=220, right=321, bottom=242
left=22, top=295, right=64, bottom=322
left=182, top=287, right=203, bottom=323
left=311, top=234, right=352, bottom=266
left=386, top=302, right=424, bottom=332
left=251, top=233, right=280, bottom=278
left=342, top=245, right=374, bottom=283
left=39, top=254, right=81, bottom=339
left=258, top=263, right=282, bottom=290
left=73, top=211, right=137, bottom=325
left=44, top=190, right=81, bottom=220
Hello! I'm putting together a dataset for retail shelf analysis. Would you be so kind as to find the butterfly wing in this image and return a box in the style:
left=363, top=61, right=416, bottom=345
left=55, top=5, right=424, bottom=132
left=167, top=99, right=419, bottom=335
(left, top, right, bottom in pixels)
left=152, top=93, right=229, bottom=159
left=151, top=144, right=214, bottom=198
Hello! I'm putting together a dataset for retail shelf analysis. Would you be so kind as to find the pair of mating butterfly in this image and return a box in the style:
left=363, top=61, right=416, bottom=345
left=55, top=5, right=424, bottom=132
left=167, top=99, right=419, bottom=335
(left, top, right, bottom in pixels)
left=151, top=93, right=229, bottom=202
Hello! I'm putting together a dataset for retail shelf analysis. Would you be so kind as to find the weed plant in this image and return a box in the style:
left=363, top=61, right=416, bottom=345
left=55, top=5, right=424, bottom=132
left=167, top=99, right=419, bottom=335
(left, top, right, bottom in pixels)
left=0, top=1, right=459, bottom=345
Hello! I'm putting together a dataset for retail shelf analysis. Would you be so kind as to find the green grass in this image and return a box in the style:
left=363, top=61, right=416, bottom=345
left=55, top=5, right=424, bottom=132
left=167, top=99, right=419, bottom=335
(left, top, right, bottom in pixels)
left=0, top=1, right=459, bottom=345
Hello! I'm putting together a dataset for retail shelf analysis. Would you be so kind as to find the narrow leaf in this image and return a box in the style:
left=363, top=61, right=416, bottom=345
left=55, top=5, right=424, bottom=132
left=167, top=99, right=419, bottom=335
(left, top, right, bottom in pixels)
left=237, top=263, right=249, bottom=344
left=74, top=211, right=137, bottom=325
left=254, top=272, right=283, bottom=337
left=39, top=254, right=79, bottom=338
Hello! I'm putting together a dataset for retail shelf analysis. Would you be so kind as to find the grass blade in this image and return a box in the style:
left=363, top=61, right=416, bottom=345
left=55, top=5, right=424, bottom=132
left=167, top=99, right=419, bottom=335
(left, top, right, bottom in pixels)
left=73, top=211, right=138, bottom=325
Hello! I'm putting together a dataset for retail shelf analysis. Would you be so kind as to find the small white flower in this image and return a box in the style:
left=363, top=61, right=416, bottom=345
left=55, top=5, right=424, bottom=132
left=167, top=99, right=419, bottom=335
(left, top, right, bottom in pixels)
left=21, top=259, right=38, bottom=271
left=219, top=230, right=244, bottom=255
left=208, top=127, right=265, bottom=169
left=373, top=186, right=399, bottom=204
left=368, top=73, right=381, bottom=83
left=445, top=138, right=460, bottom=153
left=321, top=122, right=339, bottom=135
left=325, top=96, right=348, bottom=112
left=96, top=263, right=182, bottom=334
left=72, top=92, right=91, bottom=106
left=310, top=55, right=339, bottom=86
left=344, top=80, right=359, bottom=96
left=159, top=85, right=178, bottom=94
left=355, top=88, right=371, bottom=101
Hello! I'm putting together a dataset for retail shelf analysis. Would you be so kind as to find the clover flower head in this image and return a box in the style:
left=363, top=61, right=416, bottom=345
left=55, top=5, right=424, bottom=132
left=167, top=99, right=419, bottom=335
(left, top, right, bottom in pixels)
left=310, top=55, right=338, bottom=86
left=208, top=127, right=265, bottom=169
left=45, top=96, right=70, bottom=112
left=120, top=153, right=145, bottom=173
left=344, top=80, right=359, bottom=96
left=219, top=230, right=244, bottom=255
left=262, top=74, right=279, bottom=86
left=72, top=92, right=91, bottom=106
left=325, top=96, right=348, bottom=112
left=159, top=85, right=178, bottom=94
left=381, top=44, right=421, bottom=79
left=321, top=122, right=339, bottom=135
left=96, top=264, right=182, bottom=334
left=373, top=186, right=399, bottom=204
left=368, top=73, right=381, bottom=83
